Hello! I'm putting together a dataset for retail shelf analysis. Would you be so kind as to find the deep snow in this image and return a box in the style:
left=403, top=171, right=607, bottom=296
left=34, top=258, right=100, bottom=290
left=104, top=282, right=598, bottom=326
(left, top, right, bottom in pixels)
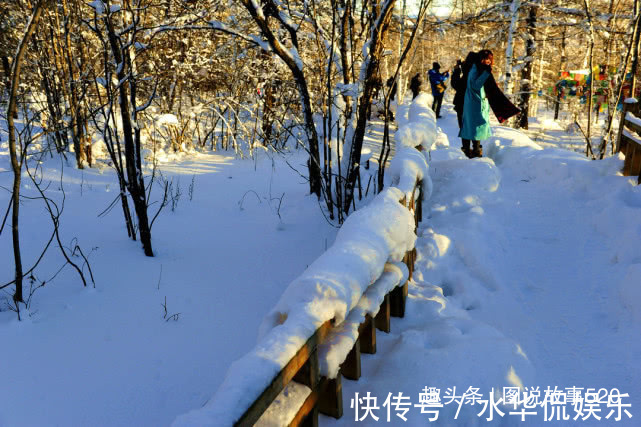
left=1, top=96, right=640, bottom=426
left=0, top=146, right=338, bottom=426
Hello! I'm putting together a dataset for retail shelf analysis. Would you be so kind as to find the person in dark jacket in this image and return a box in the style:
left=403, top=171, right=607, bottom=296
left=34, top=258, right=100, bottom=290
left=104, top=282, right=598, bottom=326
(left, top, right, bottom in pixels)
left=452, top=54, right=477, bottom=127
left=451, top=59, right=465, bottom=127
left=452, top=52, right=478, bottom=157
left=409, top=73, right=423, bottom=99
left=386, top=76, right=397, bottom=101
left=428, top=62, right=449, bottom=118
left=458, top=50, right=520, bottom=158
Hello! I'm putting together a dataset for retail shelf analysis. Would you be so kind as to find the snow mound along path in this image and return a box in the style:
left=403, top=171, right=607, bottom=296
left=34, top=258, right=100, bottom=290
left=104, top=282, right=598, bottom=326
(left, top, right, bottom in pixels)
left=174, top=95, right=436, bottom=426
left=395, top=93, right=438, bottom=152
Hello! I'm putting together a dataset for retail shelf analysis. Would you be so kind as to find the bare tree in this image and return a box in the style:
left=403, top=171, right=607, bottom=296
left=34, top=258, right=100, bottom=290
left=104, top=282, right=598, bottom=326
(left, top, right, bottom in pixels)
left=6, top=0, right=45, bottom=308
left=236, top=0, right=323, bottom=198
left=84, top=0, right=157, bottom=256
left=515, top=1, right=538, bottom=129
left=630, top=0, right=641, bottom=96
left=503, top=0, right=522, bottom=96
left=341, top=0, right=398, bottom=214
left=583, top=0, right=597, bottom=158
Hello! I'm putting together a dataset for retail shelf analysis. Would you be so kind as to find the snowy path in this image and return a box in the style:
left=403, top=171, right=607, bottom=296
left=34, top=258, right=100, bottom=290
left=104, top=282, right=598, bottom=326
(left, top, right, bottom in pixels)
left=474, top=167, right=633, bottom=394
left=324, top=103, right=641, bottom=426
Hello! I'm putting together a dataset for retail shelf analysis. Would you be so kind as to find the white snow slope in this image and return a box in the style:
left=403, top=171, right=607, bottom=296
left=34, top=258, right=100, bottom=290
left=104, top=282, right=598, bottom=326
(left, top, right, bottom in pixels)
left=0, top=147, right=338, bottom=426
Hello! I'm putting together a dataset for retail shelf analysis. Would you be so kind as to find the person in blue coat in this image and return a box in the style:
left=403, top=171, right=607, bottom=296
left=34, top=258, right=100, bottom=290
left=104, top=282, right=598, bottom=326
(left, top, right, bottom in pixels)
left=428, top=62, right=449, bottom=118
left=459, top=50, right=494, bottom=158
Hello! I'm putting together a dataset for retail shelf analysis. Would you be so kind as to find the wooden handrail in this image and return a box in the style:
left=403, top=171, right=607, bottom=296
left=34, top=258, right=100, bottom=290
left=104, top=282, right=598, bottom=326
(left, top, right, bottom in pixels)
left=616, top=99, right=641, bottom=183
left=234, top=179, right=423, bottom=426
left=235, top=320, right=333, bottom=426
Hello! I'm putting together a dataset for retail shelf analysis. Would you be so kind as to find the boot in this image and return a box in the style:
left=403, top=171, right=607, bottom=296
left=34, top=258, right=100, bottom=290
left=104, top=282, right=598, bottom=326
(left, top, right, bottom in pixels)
left=471, top=141, right=483, bottom=158
left=461, top=140, right=471, bottom=158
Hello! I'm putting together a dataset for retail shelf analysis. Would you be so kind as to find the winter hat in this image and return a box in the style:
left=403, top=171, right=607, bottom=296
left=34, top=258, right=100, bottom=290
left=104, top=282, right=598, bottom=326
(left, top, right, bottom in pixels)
left=432, top=62, right=440, bottom=70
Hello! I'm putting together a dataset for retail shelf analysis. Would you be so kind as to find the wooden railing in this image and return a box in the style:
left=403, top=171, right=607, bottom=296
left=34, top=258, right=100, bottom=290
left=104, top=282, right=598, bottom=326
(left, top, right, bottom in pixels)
left=234, top=180, right=423, bottom=427
left=616, top=98, right=641, bottom=184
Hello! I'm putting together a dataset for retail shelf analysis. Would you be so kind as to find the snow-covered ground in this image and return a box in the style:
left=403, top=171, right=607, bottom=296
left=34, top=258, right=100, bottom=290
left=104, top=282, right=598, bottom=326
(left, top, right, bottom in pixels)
left=324, top=102, right=641, bottom=426
left=1, top=97, right=640, bottom=426
left=0, top=145, right=338, bottom=426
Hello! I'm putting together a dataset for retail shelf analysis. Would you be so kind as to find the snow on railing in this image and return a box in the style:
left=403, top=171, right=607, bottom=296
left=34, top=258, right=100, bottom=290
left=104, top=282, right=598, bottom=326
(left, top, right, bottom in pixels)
left=616, top=98, right=641, bottom=182
left=173, top=94, right=436, bottom=427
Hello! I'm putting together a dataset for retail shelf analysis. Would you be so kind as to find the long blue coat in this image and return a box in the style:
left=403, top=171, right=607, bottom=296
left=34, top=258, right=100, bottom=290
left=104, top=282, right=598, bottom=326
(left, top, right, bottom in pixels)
left=459, top=64, right=492, bottom=141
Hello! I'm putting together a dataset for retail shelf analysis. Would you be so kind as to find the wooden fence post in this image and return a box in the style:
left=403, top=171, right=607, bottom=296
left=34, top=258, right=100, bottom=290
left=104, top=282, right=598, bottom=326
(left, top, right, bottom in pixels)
left=359, top=315, right=376, bottom=354
left=630, top=102, right=641, bottom=181
left=375, top=293, right=391, bottom=333
left=293, top=349, right=320, bottom=427
left=341, top=340, right=361, bottom=380
left=391, top=179, right=421, bottom=318
left=617, top=99, right=638, bottom=153
left=293, top=350, right=320, bottom=389
left=319, top=376, right=343, bottom=419
left=390, top=281, right=409, bottom=318
left=630, top=143, right=641, bottom=177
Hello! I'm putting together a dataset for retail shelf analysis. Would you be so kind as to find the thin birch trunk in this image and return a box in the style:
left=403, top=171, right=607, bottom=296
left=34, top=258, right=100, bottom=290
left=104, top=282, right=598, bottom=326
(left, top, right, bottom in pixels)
left=554, top=27, right=567, bottom=120
left=503, top=0, right=521, bottom=95
left=532, top=26, right=548, bottom=118
left=6, top=0, right=45, bottom=307
left=583, top=0, right=596, bottom=157
left=396, top=0, right=407, bottom=104
left=631, top=0, right=641, bottom=96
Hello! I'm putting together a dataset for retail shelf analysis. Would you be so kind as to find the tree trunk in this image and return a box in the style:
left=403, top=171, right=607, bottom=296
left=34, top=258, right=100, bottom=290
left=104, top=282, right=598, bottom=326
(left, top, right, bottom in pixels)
left=6, top=0, right=45, bottom=306
left=36, top=40, right=68, bottom=153
left=239, top=0, right=322, bottom=197
left=62, top=0, right=86, bottom=169
left=343, top=0, right=397, bottom=214
left=532, top=26, right=548, bottom=118
left=631, top=0, right=641, bottom=97
left=105, top=13, right=154, bottom=256
left=503, top=0, right=521, bottom=95
left=554, top=27, right=567, bottom=120
left=262, top=81, right=274, bottom=145
left=1, top=56, right=10, bottom=94
left=516, top=4, right=537, bottom=129
left=339, top=0, right=353, bottom=117
left=584, top=0, right=596, bottom=157
left=396, top=0, right=407, bottom=104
